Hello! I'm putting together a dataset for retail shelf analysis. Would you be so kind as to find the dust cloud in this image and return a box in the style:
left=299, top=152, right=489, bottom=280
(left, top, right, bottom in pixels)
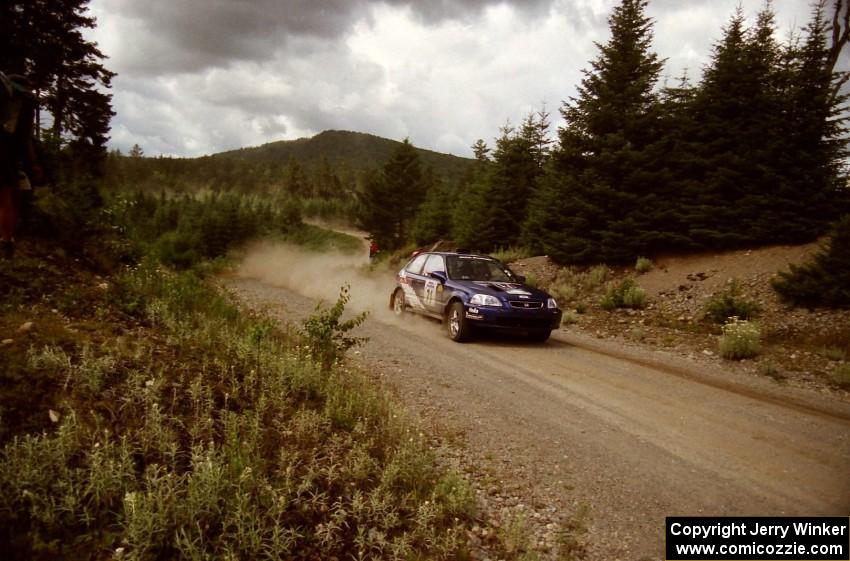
left=234, top=242, right=436, bottom=333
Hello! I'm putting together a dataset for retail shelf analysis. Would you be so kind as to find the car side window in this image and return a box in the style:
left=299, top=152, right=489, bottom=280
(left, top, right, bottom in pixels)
left=422, top=254, right=445, bottom=276
left=406, top=253, right=428, bottom=275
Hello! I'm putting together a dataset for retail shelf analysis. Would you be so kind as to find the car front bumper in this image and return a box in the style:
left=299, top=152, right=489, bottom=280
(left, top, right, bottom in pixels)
left=463, top=304, right=562, bottom=331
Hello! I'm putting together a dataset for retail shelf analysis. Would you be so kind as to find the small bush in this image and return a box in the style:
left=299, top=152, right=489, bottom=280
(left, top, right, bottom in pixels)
left=758, top=361, right=786, bottom=382
left=561, top=310, right=580, bottom=326
left=719, top=318, right=761, bottom=359
left=587, top=265, right=609, bottom=287
left=550, top=282, right=578, bottom=304
left=491, top=246, right=531, bottom=264
left=704, top=280, right=760, bottom=323
left=622, top=284, right=647, bottom=308
left=635, top=256, right=653, bottom=274
left=819, top=347, right=847, bottom=362
left=831, top=364, right=850, bottom=389
left=600, top=278, right=647, bottom=310
left=301, top=285, right=368, bottom=371
left=772, top=215, right=850, bottom=308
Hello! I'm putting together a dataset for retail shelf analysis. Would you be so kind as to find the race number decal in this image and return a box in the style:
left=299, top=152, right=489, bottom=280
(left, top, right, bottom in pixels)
left=424, top=280, right=437, bottom=306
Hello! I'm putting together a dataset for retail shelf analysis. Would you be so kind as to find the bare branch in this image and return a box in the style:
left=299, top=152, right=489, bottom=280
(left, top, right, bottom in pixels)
left=829, top=0, right=850, bottom=71
left=828, top=72, right=850, bottom=107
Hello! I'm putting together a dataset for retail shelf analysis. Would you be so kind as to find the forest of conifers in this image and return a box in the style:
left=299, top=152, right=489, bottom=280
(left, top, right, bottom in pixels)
left=110, top=1, right=850, bottom=265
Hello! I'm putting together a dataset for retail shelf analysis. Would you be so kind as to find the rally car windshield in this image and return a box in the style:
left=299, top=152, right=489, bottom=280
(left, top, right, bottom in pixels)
left=446, top=256, right=515, bottom=282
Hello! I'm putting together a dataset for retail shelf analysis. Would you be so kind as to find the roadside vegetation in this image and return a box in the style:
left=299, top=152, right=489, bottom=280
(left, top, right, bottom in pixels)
left=703, top=281, right=761, bottom=324
left=718, top=318, right=762, bottom=360
left=1, top=204, right=478, bottom=560
left=772, top=215, right=850, bottom=309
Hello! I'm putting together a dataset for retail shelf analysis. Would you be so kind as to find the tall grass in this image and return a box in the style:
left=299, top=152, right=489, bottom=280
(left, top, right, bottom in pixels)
left=600, top=278, right=647, bottom=310
left=0, top=265, right=474, bottom=559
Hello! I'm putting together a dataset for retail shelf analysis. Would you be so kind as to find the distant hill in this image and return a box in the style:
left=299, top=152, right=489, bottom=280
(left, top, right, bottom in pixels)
left=216, top=130, right=474, bottom=180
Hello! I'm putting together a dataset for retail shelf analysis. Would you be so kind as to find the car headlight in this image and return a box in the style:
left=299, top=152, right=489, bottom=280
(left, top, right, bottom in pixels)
left=470, top=294, right=501, bottom=307
left=547, top=298, right=559, bottom=309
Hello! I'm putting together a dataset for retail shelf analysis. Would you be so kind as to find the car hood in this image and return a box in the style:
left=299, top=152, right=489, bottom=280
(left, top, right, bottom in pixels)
left=453, top=280, right=551, bottom=300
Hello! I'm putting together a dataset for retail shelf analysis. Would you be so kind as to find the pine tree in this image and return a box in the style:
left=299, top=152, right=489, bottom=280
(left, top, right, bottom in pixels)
left=523, top=0, right=666, bottom=262
left=455, top=115, right=549, bottom=252
left=780, top=1, right=850, bottom=228
left=772, top=215, right=850, bottom=308
left=356, top=139, right=424, bottom=249
left=1, top=0, right=115, bottom=160
left=410, top=174, right=453, bottom=245
left=688, top=2, right=849, bottom=246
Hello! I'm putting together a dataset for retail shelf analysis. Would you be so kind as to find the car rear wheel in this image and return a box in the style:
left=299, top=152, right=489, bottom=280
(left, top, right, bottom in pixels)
left=392, top=289, right=405, bottom=315
left=528, top=329, right=551, bottom=342
left=447, top=301, right=472, bottom=342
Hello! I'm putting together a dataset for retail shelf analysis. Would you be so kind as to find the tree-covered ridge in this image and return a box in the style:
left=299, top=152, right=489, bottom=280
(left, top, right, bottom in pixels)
left=217, top=130, right=475, bottom=182
left=105, top=131, right=476, bottom=225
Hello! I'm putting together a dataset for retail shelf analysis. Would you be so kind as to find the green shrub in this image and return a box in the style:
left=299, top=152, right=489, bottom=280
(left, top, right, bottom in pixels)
left=819, top=347, right=847, bottom=362
left=719, top=318, right=762, bottom=359
left=831, top=364, right=850, bottom=389
left=301, top=285, right=368, bottom=371
left=491, top=246, right=531, bottom=264
left=587, top=265, right=609, bottom=287
left=704, top=280, right=760, bottom=323
left=600, top=278, right=647, bottom=310
left=561, top=310, right=580, bottom=325
left=550, top=282, right=578, bottom=304
left=622, top=284, right=647, bottom=308
left=635, top=256, right=653, bottom=274
left=772, top=215, right=850, bottom=308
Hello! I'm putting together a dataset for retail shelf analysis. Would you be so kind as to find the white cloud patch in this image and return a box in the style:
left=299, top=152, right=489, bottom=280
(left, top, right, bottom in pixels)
left=87, top=0, right=818, bottom=158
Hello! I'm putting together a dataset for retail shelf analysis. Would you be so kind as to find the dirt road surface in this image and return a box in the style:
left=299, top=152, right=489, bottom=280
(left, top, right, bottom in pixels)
left=226, top=246, right=850, bottom=560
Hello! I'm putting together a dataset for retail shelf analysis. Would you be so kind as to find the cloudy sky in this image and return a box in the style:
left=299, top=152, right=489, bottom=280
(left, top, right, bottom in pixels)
left=85, top=0, right=823, bottom=158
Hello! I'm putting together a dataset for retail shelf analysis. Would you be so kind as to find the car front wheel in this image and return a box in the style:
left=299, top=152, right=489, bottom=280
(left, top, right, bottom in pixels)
left=528, top=329, right=551, bottom=342
left=446, top=301, right=472, bottom=342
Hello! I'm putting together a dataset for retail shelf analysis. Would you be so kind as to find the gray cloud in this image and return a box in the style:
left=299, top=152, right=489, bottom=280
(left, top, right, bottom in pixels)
left=89, top=0, right=819, bottom=158
left=102, top=0, right=556, bottom=75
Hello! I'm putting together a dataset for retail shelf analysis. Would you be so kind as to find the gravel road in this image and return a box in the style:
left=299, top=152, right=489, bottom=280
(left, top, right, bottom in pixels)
left=225, top=263, right=850, bottom=560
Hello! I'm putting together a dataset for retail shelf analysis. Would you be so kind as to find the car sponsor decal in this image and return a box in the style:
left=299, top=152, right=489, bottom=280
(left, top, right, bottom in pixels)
left=507, top=288, right=532, bottom=296
left=402, top=284, right=426, bottom=311
left=424, top=280, right=438, bottom=306
left=473, top=282, right=531, bottom=295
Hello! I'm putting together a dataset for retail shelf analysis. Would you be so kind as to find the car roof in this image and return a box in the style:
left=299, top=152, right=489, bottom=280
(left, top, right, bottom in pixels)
left=417, top=251, right=498, bottom=259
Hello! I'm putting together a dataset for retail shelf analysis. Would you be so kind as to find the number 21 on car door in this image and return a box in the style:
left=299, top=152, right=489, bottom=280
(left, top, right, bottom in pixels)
left=424, top=279, right=437, bottom=308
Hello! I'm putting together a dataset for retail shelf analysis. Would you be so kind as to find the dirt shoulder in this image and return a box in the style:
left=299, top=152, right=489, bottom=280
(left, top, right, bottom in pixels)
left=510, top=241, right=850, bottom=400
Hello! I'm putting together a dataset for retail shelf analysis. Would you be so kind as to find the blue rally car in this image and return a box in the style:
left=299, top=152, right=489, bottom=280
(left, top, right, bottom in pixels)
left=390, top=251, right=562, bottom=342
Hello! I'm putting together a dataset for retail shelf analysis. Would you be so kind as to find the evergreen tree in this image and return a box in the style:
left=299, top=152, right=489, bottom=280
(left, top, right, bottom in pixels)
left=455, top=115, right=549, bottom=251
left=410, top=174, right=453, bottom=245
left=356, top=139, right=423, bottom=249
left=1, top=0, right=115, bottom=163
left=471, top=139, right=491, bottom=162
left=524, top=0, right=666, bottom=262
left=779, top=1, right=850, bottom=226
left=284, top=157, right=311, bottom=197
left=772, top=215, right=850, bottom=308
left=686, top=5, right=790, bottom=244
left=687, top=2, right=848, bottom=246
